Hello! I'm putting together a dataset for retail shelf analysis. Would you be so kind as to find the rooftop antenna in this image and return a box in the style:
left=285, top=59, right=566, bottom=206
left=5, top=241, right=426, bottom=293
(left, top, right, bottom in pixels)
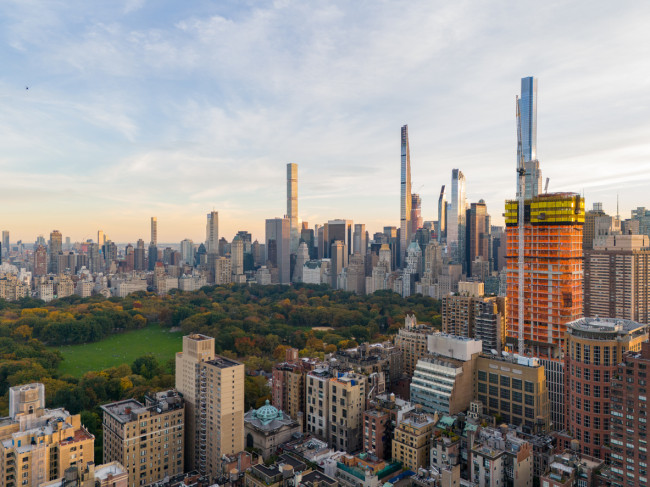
left=544, top=177, right=550, bottom=194
left=616, top=194, right=620, bottom=219
left=516, top=95, right=525, bottom=356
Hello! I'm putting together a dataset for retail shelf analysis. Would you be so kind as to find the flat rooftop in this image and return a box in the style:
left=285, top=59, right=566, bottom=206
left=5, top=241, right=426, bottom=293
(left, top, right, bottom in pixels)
left=101, top=399, right=147, bottom=423
left=568, top=317, right=647, bottom=335
left=206, top=355, right=242, bottom=368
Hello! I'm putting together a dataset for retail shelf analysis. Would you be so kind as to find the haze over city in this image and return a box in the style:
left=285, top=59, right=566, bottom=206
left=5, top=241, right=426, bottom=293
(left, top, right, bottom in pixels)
left=1, top=0, right=649, bottom=242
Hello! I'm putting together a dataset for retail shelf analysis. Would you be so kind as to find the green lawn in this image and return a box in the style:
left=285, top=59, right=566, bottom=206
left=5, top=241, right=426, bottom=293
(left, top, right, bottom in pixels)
left=52, top=325, right=184, bottom=377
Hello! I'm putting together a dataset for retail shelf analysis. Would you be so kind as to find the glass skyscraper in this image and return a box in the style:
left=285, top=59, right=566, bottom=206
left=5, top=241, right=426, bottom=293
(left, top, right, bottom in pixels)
left=400, top=125, right=412, bottom=267
left=518, top=76, right=542, bottom=199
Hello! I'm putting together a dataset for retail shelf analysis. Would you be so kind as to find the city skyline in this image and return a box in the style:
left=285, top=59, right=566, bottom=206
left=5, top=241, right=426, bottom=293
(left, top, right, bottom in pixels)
left=1, top=1, right=649, bottom=242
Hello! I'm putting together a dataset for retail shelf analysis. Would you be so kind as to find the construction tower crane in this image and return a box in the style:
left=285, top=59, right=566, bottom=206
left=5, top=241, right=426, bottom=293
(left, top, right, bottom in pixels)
left=516, top=96, right=526, bottom=356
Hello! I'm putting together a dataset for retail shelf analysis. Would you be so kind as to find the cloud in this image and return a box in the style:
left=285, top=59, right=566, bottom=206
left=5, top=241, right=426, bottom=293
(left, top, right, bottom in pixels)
left=0, top=0, right=649, bottom=242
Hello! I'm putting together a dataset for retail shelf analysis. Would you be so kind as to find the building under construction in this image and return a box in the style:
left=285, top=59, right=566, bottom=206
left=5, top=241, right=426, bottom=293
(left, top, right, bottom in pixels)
left=505, top=192, right=585, bottom=357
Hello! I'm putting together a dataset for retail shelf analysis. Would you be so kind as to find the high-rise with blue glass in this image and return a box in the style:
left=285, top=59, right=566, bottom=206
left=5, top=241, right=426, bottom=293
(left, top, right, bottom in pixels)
left=518, top=76, right=542, bottom=199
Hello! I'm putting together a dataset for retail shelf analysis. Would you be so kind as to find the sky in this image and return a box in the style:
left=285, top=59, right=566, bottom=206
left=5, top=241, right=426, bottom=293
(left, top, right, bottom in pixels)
left=1, top=0, right=649, bottom=244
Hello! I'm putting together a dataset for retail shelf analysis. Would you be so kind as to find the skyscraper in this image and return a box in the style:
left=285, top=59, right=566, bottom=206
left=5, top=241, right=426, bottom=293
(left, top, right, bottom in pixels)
left=353, top=223, right=367, bottom=255
left=465, top=200, right=491, bottom=275
left=2, top=230, right=9, bottom=257
left=265, top=217, right=290, bottom=284
left=437, top=185, right=446, bottom=243
left=400, top=125, right=412, bottom=267
left=134, top=239, right=146, bottom=270
left=97, top=230, right=105, bottom=246
left=287, top=163, right=299, bottom=253
left=206, top=211, right=219, bottom=254
left=180, top=239, right=194, bottom=266
left=49, top=230, right=63, bottom=274
left=230, top=235, right=244, bottom=276
left=447, top=169, right=467, bottom=269
left=518, top=76, right=542, bottom=199
left=150, top=217, right=158, bottom=246
left=410, top=194, right=422, bottom=236
left=175, top=334, right=245, bottom=478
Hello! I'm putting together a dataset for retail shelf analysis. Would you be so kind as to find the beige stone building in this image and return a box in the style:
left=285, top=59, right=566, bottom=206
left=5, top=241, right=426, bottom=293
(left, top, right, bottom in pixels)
left=175, top=334, right=245, bottom=479
left=328, top=372, right=367, bottom=452
left=391, top=411, right=437, bottom=471
left=101, top=391, right=185, bottom=486
left=394, top=314, right=434, bottom=376
left=0, top=383, right=94, bottom=487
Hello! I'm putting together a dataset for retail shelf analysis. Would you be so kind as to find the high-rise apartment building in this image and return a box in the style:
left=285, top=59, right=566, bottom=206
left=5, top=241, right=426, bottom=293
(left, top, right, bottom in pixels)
left=609, top=340, right=650, bottom=486
left=518, top=76, right=542, bottom=200
left=563, top=317, right=648, bottom=460
left=101, top=391, right=185, bottom=486
left=466, top=200, right=491, bottom=275
left=206, top=211, right=219, bottom=254
left=330, top=240, right=345, bottom=289
left=327, top=219, right=353, bottom=266
left=265, top=217, right=290, bottom=284
left=584, top=234, right=650, bottom=323
left=328, top=372, right=367, bottom=452
left=410, top=194, right=422, bottom=237
left=505, top=193, right=585, bottom=356
left=230, top=235, right=244, bottom=276
left=394, top=314, right=434, bottom=377
left=150, top=217, right=158, bottom=246
left=0, top=383, right=95, bottom=487
left=391, top=411, right=436, bottom=471
left=438, top=185, right=446, bottom=243
left=134, top=239, right=145, bottom=270
left=175, top=334, right=245, bottom=478
left=287, top=163, right=299, bottom=253
left=353, top=223, right=367, bottom=255
left=33, top=245, right=47, bottom=276
left=474, top=297, right=507, bottom=354
left=448, top=169, right=467, bottom=270
left=400, top=125, right=412, bottom=267
left=48, top=230, right=63, bottom=274
left=180, top=238, right=194, bottom=265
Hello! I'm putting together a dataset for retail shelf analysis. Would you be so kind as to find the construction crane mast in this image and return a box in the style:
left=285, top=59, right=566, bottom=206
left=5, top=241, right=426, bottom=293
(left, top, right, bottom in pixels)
left=516, top=96, right=526, bottom=356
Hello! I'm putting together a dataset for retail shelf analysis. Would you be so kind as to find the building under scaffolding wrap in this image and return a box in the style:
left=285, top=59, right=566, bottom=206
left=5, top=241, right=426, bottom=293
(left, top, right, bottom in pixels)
left=504, top=192, right=585, bottom=357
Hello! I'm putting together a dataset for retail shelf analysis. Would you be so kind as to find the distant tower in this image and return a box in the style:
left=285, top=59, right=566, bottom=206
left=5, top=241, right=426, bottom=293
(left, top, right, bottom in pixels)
left=400, top=125, right=412, bottom=267
left=2, top=231, right=9, bottom=257
left=518, top=76, right=542, bottom=199
left=49, top=230, right=63, bottom=274
left=448, top=169, right=467, bottom=269
left=265, top=217, right=290, bottom=284
left=410, top=194, right=422, bottom=236
left=287, top=163, right=299, bottom=253
left=437, top=185, right=446, bottom=243
left=150, top=217, right=158, bottom=246
left=206, top=211, right=219, bottom=254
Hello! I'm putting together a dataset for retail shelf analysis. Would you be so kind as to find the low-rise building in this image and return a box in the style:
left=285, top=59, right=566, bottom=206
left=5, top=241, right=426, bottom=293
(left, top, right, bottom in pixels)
left=394, top=314, right=436, bottom=376
left=363, top=409, right=390, bottom=460
left=470, top=427, right=533, bottom=487
left=244, top=401, right=301, bottom=460
left=540, top=451, right=604, bottom=487
left=334, top=454, right=401, bottom=487
left=243, top=454, right=309, bottom=487
left=40, top=462, right=128, bottom=487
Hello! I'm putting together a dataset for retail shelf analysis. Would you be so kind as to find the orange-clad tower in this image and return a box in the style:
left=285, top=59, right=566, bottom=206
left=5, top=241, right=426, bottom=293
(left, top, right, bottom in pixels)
left=505, top=192, right=585, bottom=357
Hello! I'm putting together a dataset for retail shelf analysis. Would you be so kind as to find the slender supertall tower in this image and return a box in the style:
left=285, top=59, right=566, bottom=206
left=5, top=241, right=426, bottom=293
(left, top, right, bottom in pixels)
left=447, top=169, right=467, bottom=268
left=287, top=163, right=299, bottom=253
left=150, top=217, right=158, bottom=246
left=400, top=125, right=412, bottom=267
left=437, top=185, right=446, bottom=243
left=518, top=76, right=542, bottom=199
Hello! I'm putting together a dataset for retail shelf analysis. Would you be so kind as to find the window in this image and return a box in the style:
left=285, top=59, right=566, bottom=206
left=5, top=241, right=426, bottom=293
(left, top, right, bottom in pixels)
left=594, top=346, right=601, bottom=365
left=478, top=383, right=487, bottom=393
left=584, top=368, right=590, bottom=381
left=500, top=376, right=510, bottom=387
left=513, top=391, right=522, bottom=403
left=512, top=378, right=522, bottom=390
left=478, top=370, right=487, bottom=381
left=525, top=394, right=534, bottom=406
left=525, top=381, right=534, bottom=393
left=584, top=344, right=591, bottom=364
left=584, top=400, right=590, bottom=412
left=594, top=385, right=600, bottom=398
left=490, top=373, right=498, bottom=384
left=489, top=385, right=498, bottom=396
left=501, top=389, right=510, bottom=399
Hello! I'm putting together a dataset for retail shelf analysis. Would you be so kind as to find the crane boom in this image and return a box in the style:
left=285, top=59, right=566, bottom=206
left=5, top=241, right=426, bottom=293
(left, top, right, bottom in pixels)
left=516, top=96, right=525, bottom=356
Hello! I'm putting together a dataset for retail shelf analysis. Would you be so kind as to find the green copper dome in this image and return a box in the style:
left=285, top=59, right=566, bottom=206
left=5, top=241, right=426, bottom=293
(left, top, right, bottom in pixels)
left=254, top=400, right=282, bottom=425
